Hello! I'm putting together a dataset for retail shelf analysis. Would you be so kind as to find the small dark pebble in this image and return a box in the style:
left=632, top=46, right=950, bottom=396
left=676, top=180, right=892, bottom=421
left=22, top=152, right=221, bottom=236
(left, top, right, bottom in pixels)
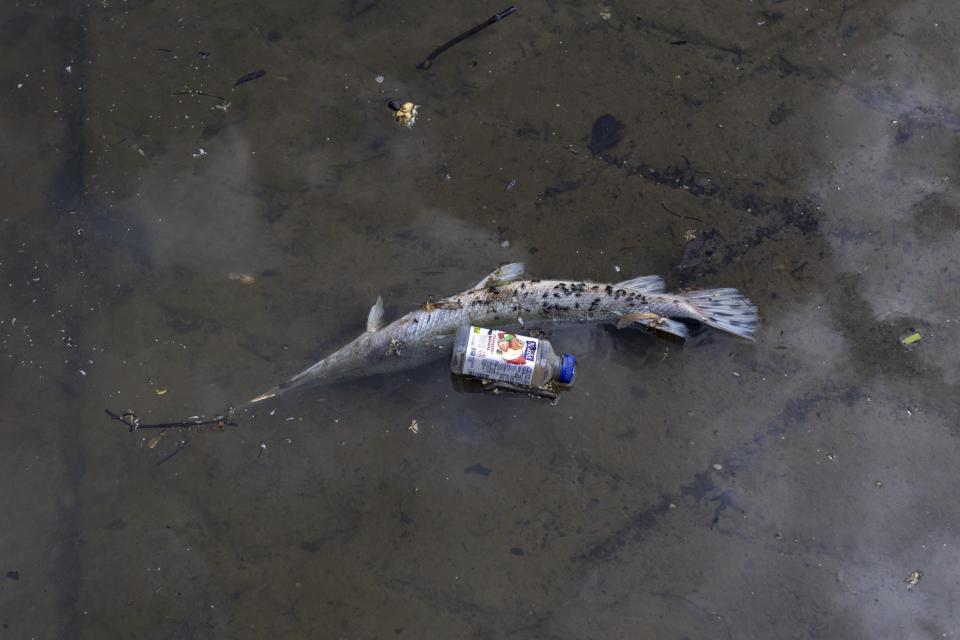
left=198, top=51, right=210, bottom=59
left=588, top=114, right=624, bottom=155
left=6, top=571, right=19, bottom=580
left=201, top=123, right=222, bottom=139
left=670, top=40, right=687, bottom=45
left=510, top=547, right=524, bottom=556
left=300, top=540, right=322, bottom=553
left=267, top=30, right=282, bottom=42
left=259, top=269, right=279, bottom=277
left=234, top=69, right=266, bottom=86
left=464, top=463, right=491, bottom=477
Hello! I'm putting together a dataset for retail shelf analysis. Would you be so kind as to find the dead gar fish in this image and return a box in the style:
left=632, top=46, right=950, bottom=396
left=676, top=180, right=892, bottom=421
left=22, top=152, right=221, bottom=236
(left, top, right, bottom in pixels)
left=245, top=263, right=757, bottom=404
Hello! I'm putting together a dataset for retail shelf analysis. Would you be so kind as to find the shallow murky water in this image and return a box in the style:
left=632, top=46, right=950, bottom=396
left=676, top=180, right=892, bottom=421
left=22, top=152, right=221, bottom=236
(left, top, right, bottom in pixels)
left=2, top=1, right=959, bottom=638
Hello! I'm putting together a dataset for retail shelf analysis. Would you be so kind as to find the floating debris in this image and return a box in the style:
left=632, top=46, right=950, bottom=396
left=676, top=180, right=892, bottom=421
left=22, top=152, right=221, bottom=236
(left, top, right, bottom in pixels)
left=147, top=431, right=166, bottom=449
left=388, top=100, right=419, bottom=128
left=105, top=409, right=234, bottom=433
left=900, top=331, right=922, bottom=346
left=408, top=419, right=419, bottom=434
left=228, top=272, right=256, bottom=285
left=375, top=75, right=384, bottom=84
left=505, top=178, right=518, bottom=192
left=155, top=388, right=168, bottom=396
left=905, top=570, right=922, bottom=588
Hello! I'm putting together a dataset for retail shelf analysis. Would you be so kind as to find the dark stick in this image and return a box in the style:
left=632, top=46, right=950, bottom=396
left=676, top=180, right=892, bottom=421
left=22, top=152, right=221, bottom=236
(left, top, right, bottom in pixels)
left=234, top=69, right=266, bottom=86
left=417, top=5, right=517, bottom=70
left=171, top=90, right=227, bottom=101
left=660, top=201, right=705, bottom=224
left=156, top=439, right=189, bottom=466
left=105, top=408, right=237, bottom=433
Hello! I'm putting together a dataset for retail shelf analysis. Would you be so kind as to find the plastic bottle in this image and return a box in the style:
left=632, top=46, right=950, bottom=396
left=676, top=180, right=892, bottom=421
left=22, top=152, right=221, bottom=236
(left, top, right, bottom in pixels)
left=450, top=326, right=575, bottom=388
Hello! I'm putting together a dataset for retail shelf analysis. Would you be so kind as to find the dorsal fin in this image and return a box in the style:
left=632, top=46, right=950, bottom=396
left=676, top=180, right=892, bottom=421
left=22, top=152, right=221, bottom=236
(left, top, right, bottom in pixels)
left=472, top=262, right=525, bottom=289
left=366, top=295, right=384, bottom=332
left=615, top=275, right=665, bottom=294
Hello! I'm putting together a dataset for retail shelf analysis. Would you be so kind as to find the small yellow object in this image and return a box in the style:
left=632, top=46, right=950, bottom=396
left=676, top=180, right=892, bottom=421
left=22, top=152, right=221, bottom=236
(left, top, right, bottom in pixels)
left=228, top=272, right=256, bottom=285
left=394, top=101, right=418, bottom=128
left=905, top=570, right=922, bottom=588
left=901, top=332, right=922, bottom=345
left=147, top=432, right=166, bottom=449
left=156, top=388, right=168, bottom=396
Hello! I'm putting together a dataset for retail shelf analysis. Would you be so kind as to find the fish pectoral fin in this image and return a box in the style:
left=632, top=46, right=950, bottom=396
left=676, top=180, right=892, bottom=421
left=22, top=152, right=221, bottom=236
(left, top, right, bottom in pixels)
left=366, top=295, right=385, bottom=332
left=616, top=312, right=660, bottom=329
left=617, top=312, right=688, bottom=339
left=471, top=262, right=525, bottom=289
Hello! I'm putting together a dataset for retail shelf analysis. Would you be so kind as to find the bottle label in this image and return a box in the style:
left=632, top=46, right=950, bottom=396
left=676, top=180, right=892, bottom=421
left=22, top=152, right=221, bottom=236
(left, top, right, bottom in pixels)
left=461, top=326, right=539, bottom=386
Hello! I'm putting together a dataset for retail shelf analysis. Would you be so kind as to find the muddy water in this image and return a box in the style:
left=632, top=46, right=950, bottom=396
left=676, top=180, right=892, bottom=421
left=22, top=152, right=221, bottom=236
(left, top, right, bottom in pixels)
left=1, top=1, right=958, bottom=638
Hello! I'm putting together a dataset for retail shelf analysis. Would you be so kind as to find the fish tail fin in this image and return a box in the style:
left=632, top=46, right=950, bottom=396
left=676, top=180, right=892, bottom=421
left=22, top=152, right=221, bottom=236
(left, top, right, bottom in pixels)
left=615, top=275, right=666, bottom=294
left=681, top=288, right=759, bottom=341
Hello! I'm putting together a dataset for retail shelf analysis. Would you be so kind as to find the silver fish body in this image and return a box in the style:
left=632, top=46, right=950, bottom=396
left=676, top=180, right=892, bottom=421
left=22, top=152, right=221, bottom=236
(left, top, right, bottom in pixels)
left=246, top=264, right=758, bottom=404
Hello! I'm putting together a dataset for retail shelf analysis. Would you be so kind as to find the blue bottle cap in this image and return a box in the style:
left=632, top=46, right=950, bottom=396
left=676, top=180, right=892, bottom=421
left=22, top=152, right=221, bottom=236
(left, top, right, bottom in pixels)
left=558, top=354, right=576, bottom=384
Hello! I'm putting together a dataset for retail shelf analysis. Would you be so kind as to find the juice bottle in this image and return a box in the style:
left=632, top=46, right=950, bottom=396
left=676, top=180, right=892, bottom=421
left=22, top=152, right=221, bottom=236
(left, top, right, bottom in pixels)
left=450, top=326, right=575, bottom=388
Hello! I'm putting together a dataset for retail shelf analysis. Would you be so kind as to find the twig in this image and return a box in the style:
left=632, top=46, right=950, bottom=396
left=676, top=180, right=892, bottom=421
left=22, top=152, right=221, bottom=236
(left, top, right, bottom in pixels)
left=660, top=201, right=705, bottom=223
left=156, top=439, right=189, bottom=466
left=105, top=408, right=237, bottom=433
left=171, top=89, right=227, bottom=101
left=234, top=69, right=266, bottom=86
left=417, top=5, right=517, bottom=70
